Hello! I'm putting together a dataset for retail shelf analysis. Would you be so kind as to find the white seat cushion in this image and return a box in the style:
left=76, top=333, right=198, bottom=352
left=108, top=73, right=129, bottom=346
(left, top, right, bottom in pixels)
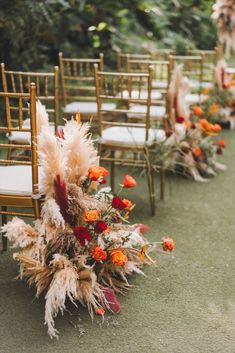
left=100, top=126, right=166, bottom=148
left=189, top=80, right=213, bottom=90
left=226, top=67, right=235, bottom=75
left=186, top=94, right=207, bottom=105
left=0, top=165, right=41, bottom=196
left=63, top=101, right=116, bottom=115
left=127, top=105, right=166, bottom=119
left=152, top=80, right=168, bottom=89
left=117, top=89, right=162, bottom=100
left=8, top=125, right=57, bottom=144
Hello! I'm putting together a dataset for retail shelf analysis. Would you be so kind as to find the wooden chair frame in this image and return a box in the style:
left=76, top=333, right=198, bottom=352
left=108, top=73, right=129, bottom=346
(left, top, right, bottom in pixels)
left=1, top=63, right=59, bottom=131
left=0, top=83, right=40, bottom=251
left=116, top=50, right=151, bottom=72
left=59, top=52, right=104, bottom=115
left=94, top=64, right=157, bottom=215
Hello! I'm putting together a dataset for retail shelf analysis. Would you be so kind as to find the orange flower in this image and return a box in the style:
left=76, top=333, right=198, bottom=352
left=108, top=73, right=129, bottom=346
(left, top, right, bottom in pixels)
left=193, top=147, right=202, bottom=158
left=76, top=112, right=81, bottom=124
left=219, top=139, right=226, bottom=148
left=123, top=175, right=137, bottom=188
left=163, top=237, right=174, bottom=252
left=213, top=124, right=221, bottom=133
left=223, top=82, right=232, bottom=89
left=122, top=199, right=134, bottom=211
left=138, top=245, right=147, bottom=262
left=84, top=210, right=99, bottom=222
left=96, top=307, right=105, bottom=316
left=110, top=249, right=128, bottom=266
left=192, top=106, right=203, bottom=116
left=88, top=166, right=109, bottom=181
left=203, top=87, right=210, bottom=95
left=209, top=103, right=219, bottom=115
left=92, top=246, right=107, bottom=262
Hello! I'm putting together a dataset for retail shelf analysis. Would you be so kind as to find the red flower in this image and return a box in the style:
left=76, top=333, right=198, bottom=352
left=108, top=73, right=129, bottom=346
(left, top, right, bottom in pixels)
left=216, top=147, right=223, bottom=155
left=163, top=237, right=174, bottom=252
left=95, top=220, right=109, bottom=234
left=123, top=175, right=137, bottom=188
left=190, top=123, right=197, bottom=129
left=100, top=178, right=107, bottom=185
left=176, top=117, right=184, bottom=124
left=92, top=246, right=107, bottom=262
left=96, top=307, right=105, bottom=316
left=74, top=226, right=91, bottom=247
left=219, top=139, right=226, bottom=148
left=112, top=196, right=127, bottom=210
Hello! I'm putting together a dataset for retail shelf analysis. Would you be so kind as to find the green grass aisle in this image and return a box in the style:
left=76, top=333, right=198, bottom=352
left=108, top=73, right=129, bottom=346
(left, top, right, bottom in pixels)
left=0, top=130, right=234, bottom=353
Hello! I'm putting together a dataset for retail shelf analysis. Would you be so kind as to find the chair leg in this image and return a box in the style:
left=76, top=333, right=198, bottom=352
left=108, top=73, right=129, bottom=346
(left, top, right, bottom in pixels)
left=145, top=149, right=155, bottom=216
left=160, top=167, right=165, bottom=201
left=1, top=206, right=8, bottom=251
left=110, top=150, right=115, bottom=192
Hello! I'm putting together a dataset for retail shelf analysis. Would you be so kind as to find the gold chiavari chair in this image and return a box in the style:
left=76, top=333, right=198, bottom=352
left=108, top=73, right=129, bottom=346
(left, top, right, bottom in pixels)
left=1, top=64, right=59, bottom=159
left=186, top=48, right=219, bottom=83
left=145, top=48, right=175, bottom=61
left=126, top=58, right=171, bottom=127
left=94, top=64, right=167, bottom=215
left=59, top=52, right=116, bottom=120
left=0, top=83, right=40, bottom=251
left=168, top=55, right=210, bottom=105
left=116, top=50, right=151, bottom=72
left=1, top=63, right=59, bottom=129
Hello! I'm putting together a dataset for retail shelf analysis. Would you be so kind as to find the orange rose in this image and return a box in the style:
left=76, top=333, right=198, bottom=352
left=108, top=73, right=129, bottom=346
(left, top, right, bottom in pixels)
left=123, top=175, right=137, bottom=188
left=209, top=103, right=219, bottom=115
left=84, top=210, right=99, bottom=222
left=88, top=166, right=109, bottom=181
left=219, top=139, right=226, bottom=148
left=122, top=199, right=134, bottom=211
left=213, top=124, right=221, bottom=133
left=192, top=106, right=203, bottom=116
left=193, top=147, right=202, bottom=158
left=96, top=307, right=105, bottom=315
left=110, top=249, right=128, bottom=266
left=99, top=166, right=109, bottom=177
left=92, top=246, right=107, bottom=262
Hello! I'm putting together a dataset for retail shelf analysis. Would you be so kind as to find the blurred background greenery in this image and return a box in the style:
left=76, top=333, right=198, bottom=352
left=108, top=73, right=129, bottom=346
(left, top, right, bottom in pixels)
left=0, top=0, right=217, bottom=70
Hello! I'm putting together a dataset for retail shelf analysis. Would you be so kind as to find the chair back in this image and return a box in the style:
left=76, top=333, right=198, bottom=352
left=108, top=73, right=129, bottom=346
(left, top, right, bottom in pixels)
left=145, top=48, right=175, bottom=60
left=1, top=64, right=59, bottom=130
left=169, top=55, right=203, bottom=94
left=186, top=48, right=218, bottom=81
left=59, top=52, right=104, bottom=106
left=94, top=64, right=153, bottom=142
left=116, top=51, right=151, bottom=72
left=0, top=83, right=39, bottom=195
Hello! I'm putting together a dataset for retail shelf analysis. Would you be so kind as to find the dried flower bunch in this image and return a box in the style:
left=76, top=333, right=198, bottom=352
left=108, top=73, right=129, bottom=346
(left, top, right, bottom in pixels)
left=2, top=102, right=173, bottom=339
left=158, top=65, right=227, bottom=181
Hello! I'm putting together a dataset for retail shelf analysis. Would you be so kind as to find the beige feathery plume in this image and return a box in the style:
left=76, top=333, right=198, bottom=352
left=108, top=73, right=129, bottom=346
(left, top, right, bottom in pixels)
left=41, top=198, right=65, bottom=230
left=38, top=130, right=66, bottom=195
left=62, top=120, right=99, bottom=185
left=44, top=254, right=78, bottom=339
left=1, top=217, right=38, bottom=248
left=36, top=100, right=50, bottom=135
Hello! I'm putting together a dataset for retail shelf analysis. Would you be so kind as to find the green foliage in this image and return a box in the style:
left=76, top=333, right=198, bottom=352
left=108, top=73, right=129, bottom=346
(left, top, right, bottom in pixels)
left=0, top=0, right=218, bottom=70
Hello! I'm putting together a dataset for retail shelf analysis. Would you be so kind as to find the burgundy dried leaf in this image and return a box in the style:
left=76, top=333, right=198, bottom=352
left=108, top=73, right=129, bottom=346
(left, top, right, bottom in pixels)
left=54, top=174, right=72, bottom=224
left=102, top=287, right=121, bottom=313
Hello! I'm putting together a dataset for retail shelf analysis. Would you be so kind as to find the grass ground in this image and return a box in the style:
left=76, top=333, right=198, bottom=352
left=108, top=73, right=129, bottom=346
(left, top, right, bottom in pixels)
left=0, top=129, right=235, bottom=353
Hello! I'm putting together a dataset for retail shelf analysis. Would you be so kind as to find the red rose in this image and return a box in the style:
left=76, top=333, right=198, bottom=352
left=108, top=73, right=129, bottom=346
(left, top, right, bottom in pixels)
left=191, top=123, right=197, bottom=129
left=176, top=117, right=184, bottom=124
left=95, top=220, right=109, bottom=234
left=112, top=196, right=127, bottom=210
left=216, top=147, right=223, bottom=155
left=74, top=226, right=91, bottom=247
left=162, top=237, right=174, bottom=252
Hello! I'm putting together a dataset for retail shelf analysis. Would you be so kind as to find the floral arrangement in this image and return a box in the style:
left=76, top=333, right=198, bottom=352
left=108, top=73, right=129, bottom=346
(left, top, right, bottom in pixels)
left=1, top=102, right=174, bottom=339
left=155, top=65, right=227, bottom=181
